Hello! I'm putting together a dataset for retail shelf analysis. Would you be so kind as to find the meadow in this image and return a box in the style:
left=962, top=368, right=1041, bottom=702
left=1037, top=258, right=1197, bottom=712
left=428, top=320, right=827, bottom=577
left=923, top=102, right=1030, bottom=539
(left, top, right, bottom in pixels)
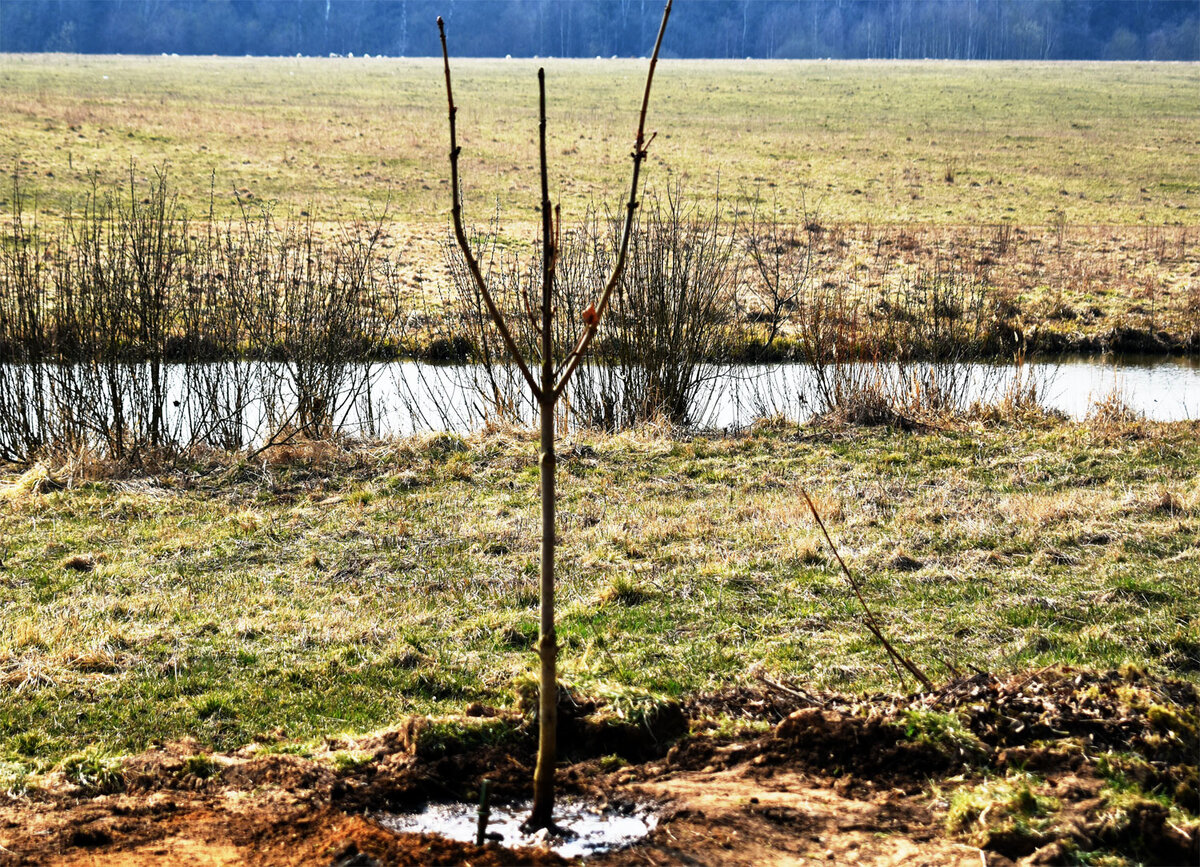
left=1, top=413, right=1197, bottom=769
left=3, top=55, right=1197, bottom=372
left=1, top=55, right=1198, bottom=226
left=1, top=54, right=1198, bottom=864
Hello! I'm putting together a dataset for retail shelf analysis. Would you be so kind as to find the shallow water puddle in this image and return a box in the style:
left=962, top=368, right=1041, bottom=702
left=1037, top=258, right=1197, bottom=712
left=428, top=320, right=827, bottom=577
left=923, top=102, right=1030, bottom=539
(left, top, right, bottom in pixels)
left=380, top=798, right=658, bottom=858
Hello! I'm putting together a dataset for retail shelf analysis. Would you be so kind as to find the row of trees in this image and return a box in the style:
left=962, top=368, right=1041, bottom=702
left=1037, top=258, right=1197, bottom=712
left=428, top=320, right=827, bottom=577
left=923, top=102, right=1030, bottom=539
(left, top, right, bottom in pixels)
left=3, top=0, right=1197, bottom=60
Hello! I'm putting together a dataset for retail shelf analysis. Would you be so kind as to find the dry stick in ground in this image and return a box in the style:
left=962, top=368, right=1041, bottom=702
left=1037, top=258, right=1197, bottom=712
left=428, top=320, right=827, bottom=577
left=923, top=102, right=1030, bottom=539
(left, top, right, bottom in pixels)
left=800, top=489, right=933, bottom=691
left=438, top=0, right=673, bottom=832
left=754, top=670, right=823, bottom=707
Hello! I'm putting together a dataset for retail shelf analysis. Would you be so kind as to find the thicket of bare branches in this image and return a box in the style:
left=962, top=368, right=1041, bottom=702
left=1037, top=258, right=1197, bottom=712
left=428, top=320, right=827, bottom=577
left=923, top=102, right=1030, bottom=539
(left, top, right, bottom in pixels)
left=2, top=164, right=1104, bottom=468
left=437, top=189, right=742, bottom=431
left=0, top=170, right=405, bottom=465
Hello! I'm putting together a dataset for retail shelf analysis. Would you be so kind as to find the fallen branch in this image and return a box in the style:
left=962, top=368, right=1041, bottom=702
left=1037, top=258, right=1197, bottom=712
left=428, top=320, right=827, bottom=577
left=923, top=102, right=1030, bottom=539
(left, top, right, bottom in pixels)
left=801, top=488, right=933, bottom=691
left=754, top=670, right=823, bottom=707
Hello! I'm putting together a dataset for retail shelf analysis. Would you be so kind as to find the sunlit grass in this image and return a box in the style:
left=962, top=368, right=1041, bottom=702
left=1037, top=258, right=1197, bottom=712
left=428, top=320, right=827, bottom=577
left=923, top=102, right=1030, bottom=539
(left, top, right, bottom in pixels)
left=0, top=417, right=1196, bottom=763
left=0, top=56, right=1196, bottom=225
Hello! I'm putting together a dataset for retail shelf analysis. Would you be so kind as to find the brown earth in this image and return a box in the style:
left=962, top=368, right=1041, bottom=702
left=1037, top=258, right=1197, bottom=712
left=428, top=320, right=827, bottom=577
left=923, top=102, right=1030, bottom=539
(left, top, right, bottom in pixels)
left=1, top=668, right=1196, bottom=866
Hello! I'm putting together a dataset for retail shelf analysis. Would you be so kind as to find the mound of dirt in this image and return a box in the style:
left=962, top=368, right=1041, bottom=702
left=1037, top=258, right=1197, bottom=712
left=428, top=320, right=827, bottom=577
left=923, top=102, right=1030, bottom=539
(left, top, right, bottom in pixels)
left=0, top=666, right=1194, bottom=866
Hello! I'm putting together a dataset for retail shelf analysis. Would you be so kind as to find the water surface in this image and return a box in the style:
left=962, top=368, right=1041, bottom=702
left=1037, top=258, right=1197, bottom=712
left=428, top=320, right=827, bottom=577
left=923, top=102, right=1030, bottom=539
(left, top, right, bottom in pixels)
left=1, top=356, right=1195, bottom=458
left=381, top=798, right=658, bottom=859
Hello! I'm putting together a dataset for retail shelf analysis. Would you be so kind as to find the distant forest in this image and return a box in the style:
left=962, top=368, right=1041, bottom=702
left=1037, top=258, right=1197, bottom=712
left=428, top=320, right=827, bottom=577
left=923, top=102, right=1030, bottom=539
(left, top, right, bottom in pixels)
left=1, top=0, right=1197, bottom=60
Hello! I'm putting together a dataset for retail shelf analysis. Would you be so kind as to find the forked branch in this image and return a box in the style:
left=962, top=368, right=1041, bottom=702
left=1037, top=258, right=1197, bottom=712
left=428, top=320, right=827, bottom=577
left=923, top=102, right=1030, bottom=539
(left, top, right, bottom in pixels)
left=439, top=1, right=672, bottom=401
left=438, top=16, right=541, bottom=401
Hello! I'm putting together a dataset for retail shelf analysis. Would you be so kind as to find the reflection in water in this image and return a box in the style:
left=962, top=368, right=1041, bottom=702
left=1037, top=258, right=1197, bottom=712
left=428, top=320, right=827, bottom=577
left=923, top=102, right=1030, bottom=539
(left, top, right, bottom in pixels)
left=381, top=798, right=658, bottom=859
left=310, top=357, right=1200, bottom=435
left=0, top=357, right=1195, bottom=458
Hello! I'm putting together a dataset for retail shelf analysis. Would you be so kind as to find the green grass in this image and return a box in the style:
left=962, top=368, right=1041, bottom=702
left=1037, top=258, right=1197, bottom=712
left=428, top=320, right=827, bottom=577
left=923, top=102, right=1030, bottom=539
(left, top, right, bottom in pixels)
left=0, top=417, right=1197, bottom=765
left=0, top=56, right=1197, bottom=225
left=2, top=57, right=1196, bottom=360
left=946, top=771, right=1062, bottom=850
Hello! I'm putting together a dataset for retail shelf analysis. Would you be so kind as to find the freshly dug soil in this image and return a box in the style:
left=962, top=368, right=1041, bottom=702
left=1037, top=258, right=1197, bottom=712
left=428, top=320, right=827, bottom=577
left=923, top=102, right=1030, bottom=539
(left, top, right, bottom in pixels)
left=1, top=667, right=1195, bottom=866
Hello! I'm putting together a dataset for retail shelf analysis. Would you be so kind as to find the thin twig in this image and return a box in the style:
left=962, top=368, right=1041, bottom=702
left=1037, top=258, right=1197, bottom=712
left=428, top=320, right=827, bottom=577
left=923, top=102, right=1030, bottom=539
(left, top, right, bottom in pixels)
left=930, top=652, right=962, bottom=679
left=755, top=670, right=822, bottom=707
left=553, top=0, right=673, bottom=398
left=801, top=488, right=933, bottom=691
left=538, top=67, right=555, bottom=375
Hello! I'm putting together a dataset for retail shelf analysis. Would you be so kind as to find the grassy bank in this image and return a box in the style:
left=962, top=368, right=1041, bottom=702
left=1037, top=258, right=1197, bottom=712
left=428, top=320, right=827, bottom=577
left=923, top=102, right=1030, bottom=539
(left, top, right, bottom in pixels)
left=1, top=413, right=1196, bottom=775
left=3, top=57, right=1197, bottom=383
left=2, top=56, right=1198, bottom=225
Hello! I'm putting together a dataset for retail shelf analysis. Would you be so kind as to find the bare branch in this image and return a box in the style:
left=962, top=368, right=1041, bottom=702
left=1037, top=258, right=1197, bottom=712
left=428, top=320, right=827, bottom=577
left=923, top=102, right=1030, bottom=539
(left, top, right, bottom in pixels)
left=553, top=0, right=673, bottom=399
left=538, top=67, right=555, bottom=375
left=438, top=17, right=541, bottom=401
left=801, top=488, right=933, bottom=691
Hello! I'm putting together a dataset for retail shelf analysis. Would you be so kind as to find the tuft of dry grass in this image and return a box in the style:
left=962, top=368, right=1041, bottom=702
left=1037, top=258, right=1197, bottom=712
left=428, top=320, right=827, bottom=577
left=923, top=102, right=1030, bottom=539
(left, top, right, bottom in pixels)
left=61, top=554, right=97, bottom=573
left=0, top=464, right=65, bottom=500
left=1087, top=390, right=1146, bottom=438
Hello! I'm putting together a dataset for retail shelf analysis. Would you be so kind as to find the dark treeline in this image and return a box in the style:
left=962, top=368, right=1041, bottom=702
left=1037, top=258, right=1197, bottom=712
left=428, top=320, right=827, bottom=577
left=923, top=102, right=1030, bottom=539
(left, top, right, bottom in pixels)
left=2, top=0, right=1197, bottom=60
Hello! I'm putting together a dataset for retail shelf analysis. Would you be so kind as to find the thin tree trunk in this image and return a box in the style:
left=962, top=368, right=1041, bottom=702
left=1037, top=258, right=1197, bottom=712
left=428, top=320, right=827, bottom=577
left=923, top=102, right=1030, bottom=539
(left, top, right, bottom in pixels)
left=437, top=2, right=671, bottom=833
left=530, top=65, right=558, bottom=832
left=532, top=363, right=557, bottom=827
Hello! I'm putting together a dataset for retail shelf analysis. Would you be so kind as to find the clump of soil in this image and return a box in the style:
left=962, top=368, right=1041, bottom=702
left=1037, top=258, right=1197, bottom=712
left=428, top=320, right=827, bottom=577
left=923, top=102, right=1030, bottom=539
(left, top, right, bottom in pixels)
left=0, top=666, right=1194, bottom=866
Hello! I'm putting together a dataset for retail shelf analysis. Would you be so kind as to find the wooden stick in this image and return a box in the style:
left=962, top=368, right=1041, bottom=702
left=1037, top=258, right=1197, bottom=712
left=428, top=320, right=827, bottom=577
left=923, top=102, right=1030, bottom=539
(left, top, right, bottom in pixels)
left=801, top=488, right=933, bottom=691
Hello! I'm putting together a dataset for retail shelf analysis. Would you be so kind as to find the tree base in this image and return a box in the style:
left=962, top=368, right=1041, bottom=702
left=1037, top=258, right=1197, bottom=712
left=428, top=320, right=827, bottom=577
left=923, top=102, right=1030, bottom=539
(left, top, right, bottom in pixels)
left=519, top=811, right=565, bottom=836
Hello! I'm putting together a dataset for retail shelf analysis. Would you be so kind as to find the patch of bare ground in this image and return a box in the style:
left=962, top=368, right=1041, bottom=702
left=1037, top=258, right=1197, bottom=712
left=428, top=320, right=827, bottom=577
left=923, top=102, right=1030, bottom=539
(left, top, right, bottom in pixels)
left=0, top=667, right=1194, bottom=866
left=603, top=770, right=978, bottom=866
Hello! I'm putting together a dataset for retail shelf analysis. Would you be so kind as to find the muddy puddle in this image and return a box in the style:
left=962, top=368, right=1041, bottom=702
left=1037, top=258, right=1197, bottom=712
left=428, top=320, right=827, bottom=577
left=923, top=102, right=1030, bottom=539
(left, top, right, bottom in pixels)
left=380, top=797, right=658, bottom=859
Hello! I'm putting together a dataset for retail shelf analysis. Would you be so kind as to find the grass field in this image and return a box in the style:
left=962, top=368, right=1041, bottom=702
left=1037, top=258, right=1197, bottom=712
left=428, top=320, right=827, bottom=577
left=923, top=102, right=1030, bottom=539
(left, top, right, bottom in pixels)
left=1, top=414, right=1197, bottom=775
left=1, top=55, right=1198, bottom=225
left=1, top=54, right=1197, bottom=866
left=3, top=56, right=1197, bottom=363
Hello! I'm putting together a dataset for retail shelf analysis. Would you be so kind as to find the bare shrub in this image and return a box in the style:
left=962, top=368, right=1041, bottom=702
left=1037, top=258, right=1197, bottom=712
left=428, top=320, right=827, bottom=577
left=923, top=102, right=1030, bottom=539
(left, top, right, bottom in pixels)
left=439, top=190, right=742, bottom=431
left=0, top=169, right=407, bottom=466
left=0, top=177, right=55, bottom=461
left=744, top=193, right=815, bottom=352
left=220, top=202, right=403, bottom=445
left=576, top=189, right=742, bottom=429
left=791, top=258, right=1026, bottom=425
left=0, top=168, right=198, bottom=465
